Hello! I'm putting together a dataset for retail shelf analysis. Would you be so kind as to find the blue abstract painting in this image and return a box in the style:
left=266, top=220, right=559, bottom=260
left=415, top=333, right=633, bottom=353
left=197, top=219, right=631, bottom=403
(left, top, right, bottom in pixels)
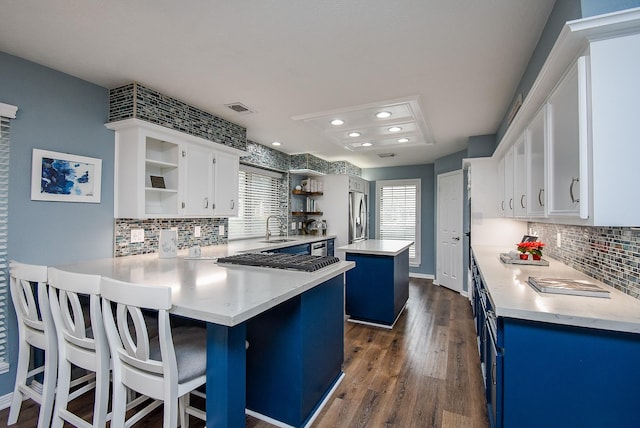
left=40, top=157, right=95, bottom=196
left=31, top=149, right=102, bottom=203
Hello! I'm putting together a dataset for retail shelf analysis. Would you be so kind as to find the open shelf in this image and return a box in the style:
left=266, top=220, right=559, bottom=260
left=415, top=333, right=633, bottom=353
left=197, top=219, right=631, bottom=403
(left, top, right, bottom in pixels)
left=291, top=211, right=323, bottom=216
left=292, top=190, right=323, bottom=196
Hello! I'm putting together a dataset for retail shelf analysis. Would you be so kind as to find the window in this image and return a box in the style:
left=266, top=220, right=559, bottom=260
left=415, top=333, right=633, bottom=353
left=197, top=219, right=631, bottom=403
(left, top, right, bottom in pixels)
left=0, top=104, right=16, bottom=374
left=376, top=179, right=421, bottom=266
left=229, top=165, right=284, bottom=240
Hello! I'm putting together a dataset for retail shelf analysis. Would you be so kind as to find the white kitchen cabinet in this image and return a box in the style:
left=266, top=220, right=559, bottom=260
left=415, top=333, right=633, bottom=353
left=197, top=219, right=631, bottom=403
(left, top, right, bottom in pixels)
left=525, top=107, right=546, bottom=217
left=491, top=11, right=640, bottom=226
left=497, top=156, right=505, bottom=216
left=513, top=136, right=527, bottom=218
left=182, top=145, right=213, bottom=216
left=502, top=147, right=514, bottom=217
left=213, top=150, right=239, bottom=217
left=546, top=58, right=587, bottom=218
left=107, top=118, right=244, bottom=218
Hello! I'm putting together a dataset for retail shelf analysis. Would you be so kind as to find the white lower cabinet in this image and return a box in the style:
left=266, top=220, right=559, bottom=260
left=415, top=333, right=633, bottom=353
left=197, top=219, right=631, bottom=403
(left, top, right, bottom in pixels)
left=108, top=118, right=243, bottom=218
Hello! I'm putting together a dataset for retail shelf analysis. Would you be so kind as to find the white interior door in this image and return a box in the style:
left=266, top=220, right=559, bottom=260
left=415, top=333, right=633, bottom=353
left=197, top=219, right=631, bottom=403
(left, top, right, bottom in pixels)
left=436, top=170, right=463, bottom=293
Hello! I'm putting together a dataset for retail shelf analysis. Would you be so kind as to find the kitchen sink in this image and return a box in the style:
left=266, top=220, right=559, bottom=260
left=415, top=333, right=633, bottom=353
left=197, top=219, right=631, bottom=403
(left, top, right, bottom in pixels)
left=260, top=238, right=296, bottom=243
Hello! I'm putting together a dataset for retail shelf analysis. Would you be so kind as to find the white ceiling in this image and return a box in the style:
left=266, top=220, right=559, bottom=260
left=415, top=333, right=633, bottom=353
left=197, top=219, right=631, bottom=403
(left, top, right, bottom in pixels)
left=0, top=0, right=555, bottom=169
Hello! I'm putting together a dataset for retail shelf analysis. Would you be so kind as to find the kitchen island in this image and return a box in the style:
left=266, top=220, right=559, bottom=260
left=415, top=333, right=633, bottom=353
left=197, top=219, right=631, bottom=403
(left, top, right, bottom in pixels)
left=338, top=239, right=413, bottom=328
left=472, top=245, right=640, bottom=428
left=56, top=250, right=353, bottom=428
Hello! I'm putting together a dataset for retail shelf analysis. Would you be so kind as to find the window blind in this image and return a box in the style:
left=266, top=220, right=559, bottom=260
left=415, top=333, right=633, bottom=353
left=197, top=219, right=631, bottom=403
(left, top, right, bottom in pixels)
left=0, top=115, right=11, bottom=374
left=229, top=166, right=283, bottom=240
left=377, top=179, right=420, bottom=264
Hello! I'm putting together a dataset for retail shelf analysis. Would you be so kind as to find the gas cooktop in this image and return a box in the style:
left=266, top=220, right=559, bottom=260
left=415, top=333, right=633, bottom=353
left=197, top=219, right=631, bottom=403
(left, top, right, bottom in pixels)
left=217, top=252, right=340, bottom=272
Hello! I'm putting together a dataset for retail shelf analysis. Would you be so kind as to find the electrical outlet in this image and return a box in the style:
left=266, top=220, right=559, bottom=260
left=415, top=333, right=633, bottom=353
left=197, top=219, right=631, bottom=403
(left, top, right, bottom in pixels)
left=218, top=225, right=225, bottom=236
left=291, top=222, right=296, bottom=230
left=557, top=232, right=562, bottom=248
left=194, top=226, right=201, bottom=237
left=298, top=222, right=302, bottom=229
left=130, top=229, right=144, bottom=243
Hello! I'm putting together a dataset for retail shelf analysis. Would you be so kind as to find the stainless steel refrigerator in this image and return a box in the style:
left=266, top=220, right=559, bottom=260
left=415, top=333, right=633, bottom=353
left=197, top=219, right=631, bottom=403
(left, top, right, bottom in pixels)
left=349, top=191, right=368, bottom=243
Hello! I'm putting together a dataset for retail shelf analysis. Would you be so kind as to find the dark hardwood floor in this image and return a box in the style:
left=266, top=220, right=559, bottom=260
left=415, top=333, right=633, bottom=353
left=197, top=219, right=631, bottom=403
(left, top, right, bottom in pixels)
left=1, top=278, right=488, bottom=428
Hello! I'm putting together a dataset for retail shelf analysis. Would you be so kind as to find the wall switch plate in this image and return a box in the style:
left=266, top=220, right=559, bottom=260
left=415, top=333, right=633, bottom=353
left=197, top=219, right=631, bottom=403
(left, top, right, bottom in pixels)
left=194, top=226, right=201, bottom=237
left=291, top=222, right=296, bottom=230
left=218, top=225, right=225, bottom=236
left=557, top=232, right=562, bottom=248
left=131, top=229, right=144, bottom=243
left=298, top=222, right=302, bottom=229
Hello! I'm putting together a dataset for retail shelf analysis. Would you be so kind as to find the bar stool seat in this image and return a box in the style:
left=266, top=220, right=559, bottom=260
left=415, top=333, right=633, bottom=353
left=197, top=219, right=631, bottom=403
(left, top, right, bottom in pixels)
left=100, top=277, right=207, bottom=428
left=7, top=261, right=56, bottom=428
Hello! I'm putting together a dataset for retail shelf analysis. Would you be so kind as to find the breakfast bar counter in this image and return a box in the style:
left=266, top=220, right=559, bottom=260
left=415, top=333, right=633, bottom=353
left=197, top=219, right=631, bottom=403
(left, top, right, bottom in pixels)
left=57, top=252, right=354, bottom=428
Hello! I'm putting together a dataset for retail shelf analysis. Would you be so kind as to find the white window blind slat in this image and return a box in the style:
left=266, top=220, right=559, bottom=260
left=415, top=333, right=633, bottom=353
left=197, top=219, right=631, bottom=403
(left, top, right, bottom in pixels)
left=229, top=167, right=283, bottom=240
left=377, top=179, right=420, bottom=265
left=0, top=115, right=10, bottom=373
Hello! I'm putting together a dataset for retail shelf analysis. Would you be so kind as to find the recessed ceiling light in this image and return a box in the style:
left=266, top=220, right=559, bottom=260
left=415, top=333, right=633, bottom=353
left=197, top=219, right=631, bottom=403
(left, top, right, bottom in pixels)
left=330, top=119, right=344, bottom=126
left=388, top=126, right=402, bottom=133
left=397, top=138, right=409, bottom=143
left=348, top=132, right=361, bottom=138
left=272, top=141, right=281, bottom=146
left=376, top=111, right=392, bottom=119
left=361, top=142, right=373, bottom=147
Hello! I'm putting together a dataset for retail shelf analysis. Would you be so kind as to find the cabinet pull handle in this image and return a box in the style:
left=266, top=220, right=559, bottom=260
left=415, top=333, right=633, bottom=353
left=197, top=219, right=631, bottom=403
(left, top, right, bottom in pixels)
left=538, top=188, right=544, bottom=207
left=491, top=362, right=497, bottom=385
left=501, top=201, right=504, bottom=211
left=230, top=199, right=235, bottom=209
left=520, top=194, right=525, bottom=209
left=509, top=198, right=513, bottom=210
left=569, top=177, right=580, bottom=204
left=204, top=197, right=209, bottom=209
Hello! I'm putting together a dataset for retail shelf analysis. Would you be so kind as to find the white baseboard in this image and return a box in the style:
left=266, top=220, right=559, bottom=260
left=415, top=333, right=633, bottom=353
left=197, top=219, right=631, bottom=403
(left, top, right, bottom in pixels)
left=0, top=392, right=12, bottom=410
left=409, top=273, right=434, bottom=280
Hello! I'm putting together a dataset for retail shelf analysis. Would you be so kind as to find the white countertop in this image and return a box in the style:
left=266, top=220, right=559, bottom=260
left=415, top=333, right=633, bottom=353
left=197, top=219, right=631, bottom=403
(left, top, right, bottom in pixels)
left=57, top=234, right=351, bottom=327
left=338, top=239, right=413, bottom=256
left=191, top=235, right=336, bottom=258
left=472, top=245, right=640, bottom=334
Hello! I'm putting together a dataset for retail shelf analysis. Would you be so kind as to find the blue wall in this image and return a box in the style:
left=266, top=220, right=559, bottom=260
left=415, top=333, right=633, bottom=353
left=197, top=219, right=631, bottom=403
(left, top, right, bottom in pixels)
left=581, top=0, right=640, bottom=17
left=362, top=164, right=435, bottom=277
left=0, top=52, right=115, bottom=396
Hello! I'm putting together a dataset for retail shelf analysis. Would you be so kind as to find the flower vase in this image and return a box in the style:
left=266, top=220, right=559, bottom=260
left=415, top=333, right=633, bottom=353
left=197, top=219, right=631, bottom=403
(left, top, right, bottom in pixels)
left=519, top=253, right=528, bottom=260
left=532, top=254, right=541, bottom=261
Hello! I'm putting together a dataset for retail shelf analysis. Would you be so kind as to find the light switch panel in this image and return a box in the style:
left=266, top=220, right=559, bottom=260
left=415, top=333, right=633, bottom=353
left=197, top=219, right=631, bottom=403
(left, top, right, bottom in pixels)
left=130, top=229, right=144, bottom=243
left=218, top=225, right=225, bottom=236
left=194, top=226, right=201, bottom=237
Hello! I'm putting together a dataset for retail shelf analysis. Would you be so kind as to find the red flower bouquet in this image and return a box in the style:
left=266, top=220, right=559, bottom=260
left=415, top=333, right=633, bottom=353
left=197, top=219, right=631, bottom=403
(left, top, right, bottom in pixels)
left=516, top=241, right=545, bottom=260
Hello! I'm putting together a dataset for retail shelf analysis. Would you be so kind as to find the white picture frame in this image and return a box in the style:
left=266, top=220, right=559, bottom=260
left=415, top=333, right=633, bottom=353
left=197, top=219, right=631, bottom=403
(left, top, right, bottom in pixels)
left=31, top=148, right=102, bottom=203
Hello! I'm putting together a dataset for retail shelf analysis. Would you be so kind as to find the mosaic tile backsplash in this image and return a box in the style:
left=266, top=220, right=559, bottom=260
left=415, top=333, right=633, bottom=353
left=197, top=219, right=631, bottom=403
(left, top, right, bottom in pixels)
left=242, top=140, right=290, bottom=171
left=115, top=218, right=228, bottom=257
left=530, top=222, right=640, bottom=300
left=108, top=83, right=247, bottom=152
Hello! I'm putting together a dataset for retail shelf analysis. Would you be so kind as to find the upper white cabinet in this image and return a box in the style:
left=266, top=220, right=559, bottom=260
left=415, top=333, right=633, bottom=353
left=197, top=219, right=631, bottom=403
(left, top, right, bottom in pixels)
left=546, top=58, right=588, bottom=219
left=213, top=150, right=239, bottom=217
left=492, top=10, right=640, bottom=226
left=525, top=107, right=546, bottom=217
left=107, top=119, right=244, bottom=218
left=512, top=136, right=527, bottom=218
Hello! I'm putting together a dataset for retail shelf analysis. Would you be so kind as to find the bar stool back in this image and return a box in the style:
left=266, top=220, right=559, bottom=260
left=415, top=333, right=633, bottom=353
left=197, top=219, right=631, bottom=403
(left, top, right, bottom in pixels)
left=100, top=277, right=207, bottom=428
left=7, top=261, right=56, bottom=428
left=47, top=268, right=109, bottom=428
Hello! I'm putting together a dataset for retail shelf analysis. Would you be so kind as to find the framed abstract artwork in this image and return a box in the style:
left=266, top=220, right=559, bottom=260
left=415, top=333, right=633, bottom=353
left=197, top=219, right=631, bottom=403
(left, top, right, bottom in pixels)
left=31, top=149, right=102, bottom=203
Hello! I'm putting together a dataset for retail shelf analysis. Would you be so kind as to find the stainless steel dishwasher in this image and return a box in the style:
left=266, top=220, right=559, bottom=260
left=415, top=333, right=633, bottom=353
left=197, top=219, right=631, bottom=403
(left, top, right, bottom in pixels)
left=311, top=240, right=327, bottom=256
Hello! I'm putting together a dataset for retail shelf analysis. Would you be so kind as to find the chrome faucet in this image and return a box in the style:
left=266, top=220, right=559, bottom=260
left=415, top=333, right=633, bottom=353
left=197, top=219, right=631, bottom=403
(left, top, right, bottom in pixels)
left=265, top=215, right=279, bottom=241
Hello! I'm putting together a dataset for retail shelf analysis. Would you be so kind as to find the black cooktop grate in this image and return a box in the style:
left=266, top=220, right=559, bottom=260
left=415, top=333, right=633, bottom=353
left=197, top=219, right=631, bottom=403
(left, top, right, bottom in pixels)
left=217, top=253, right=340, bottom=272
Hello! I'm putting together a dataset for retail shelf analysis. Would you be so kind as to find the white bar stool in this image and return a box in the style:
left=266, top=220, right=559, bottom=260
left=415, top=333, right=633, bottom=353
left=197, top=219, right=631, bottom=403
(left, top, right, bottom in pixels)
left=7, top=261, right=56, bottom=428
left=100, top=277, right=207, bottom=428
left=47, top=268, right=110, bottom=428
